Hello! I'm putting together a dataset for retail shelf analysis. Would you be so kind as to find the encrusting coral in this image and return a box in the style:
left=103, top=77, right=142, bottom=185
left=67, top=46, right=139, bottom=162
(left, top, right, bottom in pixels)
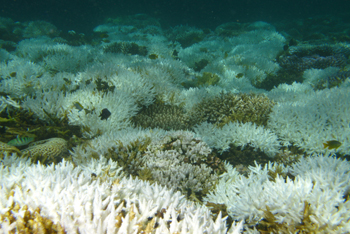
left=21, top=138, right=68, bottom=164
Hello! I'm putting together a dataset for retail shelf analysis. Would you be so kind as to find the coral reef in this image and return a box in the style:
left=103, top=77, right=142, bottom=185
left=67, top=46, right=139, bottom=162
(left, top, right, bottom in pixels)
left=140, top=130, right=220, bottom=199
left=262, top=44, right=350, bottom=89
left=166, top=25, right=206, bottom=48
left=0, top=202, right=65, bottom=234
left=21, top=138, right=68, bottom=164
left=194, top=121, right=281, bottom=157
left=73, top=130, right=224, bottom=200
left=182, top=72, right=220, bottom=88
left=0, top=141, right=21, bottom=157
left=205, top=155, right=350, bottom=233
left=23, top=21, right=60, bottom=38
left=132, top=100, right=190, bottom=130
left=315, top=70, right=350, bottom=89
left=278, top=44, right=350, bottom=72
left=0, top=155, right=243, bottom=233
left=279, top=53, right=346, bottom=72
left=103, top=41, right=148, bottom=56
left=0, top=16, right=349, bottom=233
left=268, top=86, right=350, bottom=155
left=189, top=92, right=275, bottom=127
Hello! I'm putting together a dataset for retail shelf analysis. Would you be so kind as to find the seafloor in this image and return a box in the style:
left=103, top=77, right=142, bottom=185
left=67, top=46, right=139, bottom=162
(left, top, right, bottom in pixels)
left=0, top=14, right=349, bottom=233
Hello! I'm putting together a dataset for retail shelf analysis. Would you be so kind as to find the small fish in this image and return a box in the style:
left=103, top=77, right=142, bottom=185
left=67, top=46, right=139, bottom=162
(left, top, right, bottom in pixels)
left=8, top=136, right=34, bottom=147
left=73, top=102, right=84, bottom=111
left=148, top=54, right=158, bottom=59
left=99, top=33, right=109, bottom=39
left=323, top=140, right=341, bottom=150
left=99, top=108, right=111, bottom=120
left=236, top=73, right=244, bottom=78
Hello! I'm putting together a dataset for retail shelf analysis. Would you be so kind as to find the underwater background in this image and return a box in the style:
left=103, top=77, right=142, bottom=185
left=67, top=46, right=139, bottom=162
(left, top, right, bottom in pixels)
left=1, top=0, right=350, bottom=33
left=1, top=0, right=350, bottom=233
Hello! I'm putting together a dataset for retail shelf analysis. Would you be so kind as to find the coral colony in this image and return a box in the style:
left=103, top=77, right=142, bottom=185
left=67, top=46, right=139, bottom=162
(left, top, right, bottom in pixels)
left=0, top=16, right=350, bottom=233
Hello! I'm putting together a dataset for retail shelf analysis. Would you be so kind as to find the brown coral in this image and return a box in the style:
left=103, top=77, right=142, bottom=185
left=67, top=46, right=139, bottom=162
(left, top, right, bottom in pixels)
left=0, top=141, right=21, bottom=157
left=132, top=101, right=190, bottom=130
left=189, top=92, right=275, bottom=127
left=21, top=138, right=68, bottom=164
left=103, top=42, right=148, bottom=56
left=0, top=201, right=65, bottom=234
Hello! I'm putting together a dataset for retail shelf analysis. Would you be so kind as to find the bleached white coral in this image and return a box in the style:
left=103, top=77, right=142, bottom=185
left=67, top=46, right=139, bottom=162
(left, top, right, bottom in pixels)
left=21, top=89, right=67, bottom=123
left=267, top=81, right=314, bottom=103
left=0, top=48, right=11, bottom=62
left=15, top=37, right=97, bottom=73
left=176, top=86, right=226, bottom=112
left=290, top=154, right=350, bottom=193
left=72, top=129, right=218, bottom=195
left=0, top=155, right=243, bottom=233
left=303, top=67, right=340, bottom=87
left=219, top=69, right=265, bottom=94
left=21, top=84, right=139, bottom=137
left=66, top=89, right=139, bottom=137
left=16, top=37, right=59, bottom=61
left=41, top=44, right=96, bottom=73
left=0, top=57, right=45, bottom=98
left=268, top=86, right=350, bottom=155
left=106, top=67, right=156, bottom=107
left=178, top=28, right=284, bottom=87
left=0, top=96, right=20, bottom=113
left=141, top=130, right=217, bottom=193
left=204, top=155, right=350, bottom=233
left=70, top=127, right=166, bottom=164
left=194, top=121, right=282, bottom=157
